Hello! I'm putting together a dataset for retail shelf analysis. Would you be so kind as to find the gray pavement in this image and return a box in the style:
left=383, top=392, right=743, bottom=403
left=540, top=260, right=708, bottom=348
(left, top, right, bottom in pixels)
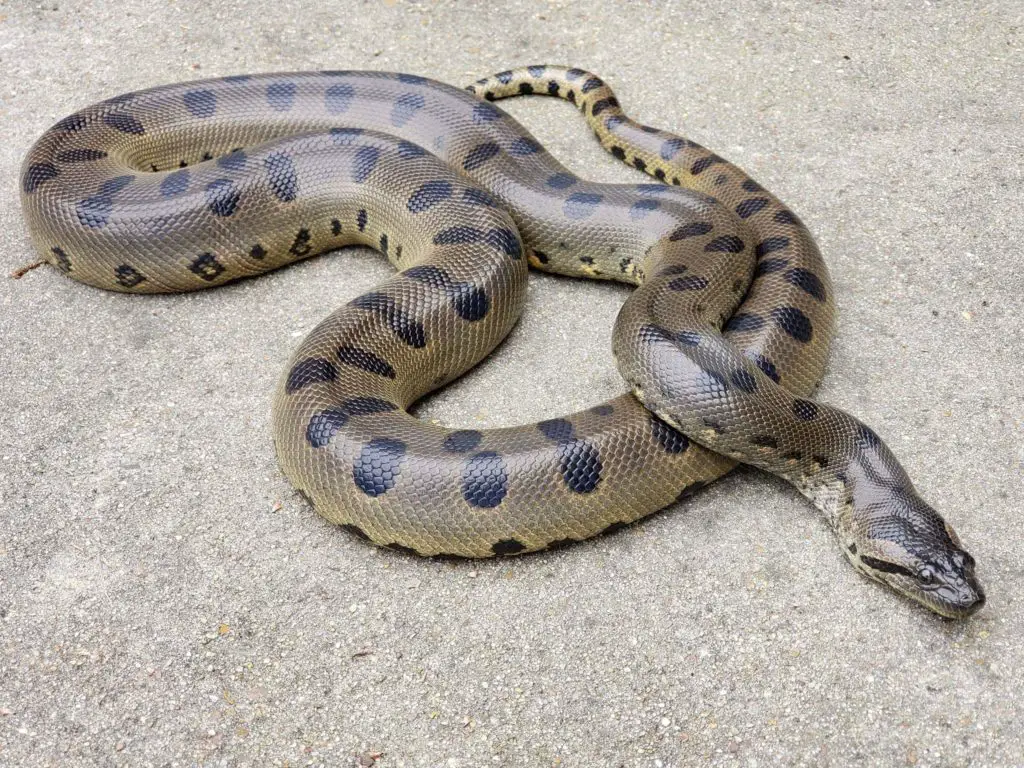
left=1, top=1, right=1022, bottom=765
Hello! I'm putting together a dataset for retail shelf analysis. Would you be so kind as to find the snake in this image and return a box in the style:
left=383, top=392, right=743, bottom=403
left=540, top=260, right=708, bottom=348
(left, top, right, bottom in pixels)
left=18, top=65, right=984, bottom=619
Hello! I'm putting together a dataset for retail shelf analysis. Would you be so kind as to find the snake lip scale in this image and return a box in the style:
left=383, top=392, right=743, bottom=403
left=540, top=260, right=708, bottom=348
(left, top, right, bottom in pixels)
left=19, top=65, right=984, bottom=619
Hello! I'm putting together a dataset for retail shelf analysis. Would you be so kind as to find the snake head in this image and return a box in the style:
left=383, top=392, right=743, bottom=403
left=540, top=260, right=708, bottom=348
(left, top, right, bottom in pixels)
left=846, top=488, right=985, bottom=619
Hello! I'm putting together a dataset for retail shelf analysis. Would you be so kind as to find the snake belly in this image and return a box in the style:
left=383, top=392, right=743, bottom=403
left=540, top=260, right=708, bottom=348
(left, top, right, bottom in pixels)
left=20, top=67, right=982, bottom=617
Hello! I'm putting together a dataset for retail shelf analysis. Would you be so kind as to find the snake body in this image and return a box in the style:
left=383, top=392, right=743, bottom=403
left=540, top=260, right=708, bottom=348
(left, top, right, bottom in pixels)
left=20, top=66, right=983, bottom=617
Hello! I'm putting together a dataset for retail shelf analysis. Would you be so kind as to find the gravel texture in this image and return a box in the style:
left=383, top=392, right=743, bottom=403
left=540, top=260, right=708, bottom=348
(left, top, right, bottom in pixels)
left=1, top=1, right=1021, bottom=765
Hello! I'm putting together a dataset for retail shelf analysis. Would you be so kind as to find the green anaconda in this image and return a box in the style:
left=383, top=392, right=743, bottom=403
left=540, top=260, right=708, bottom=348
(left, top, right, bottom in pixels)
left=18, top=66, right=984, bottom=618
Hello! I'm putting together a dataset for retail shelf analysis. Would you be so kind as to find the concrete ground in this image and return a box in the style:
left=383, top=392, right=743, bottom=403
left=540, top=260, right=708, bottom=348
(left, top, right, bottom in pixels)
left=1, top=0, right=1021, bottom=765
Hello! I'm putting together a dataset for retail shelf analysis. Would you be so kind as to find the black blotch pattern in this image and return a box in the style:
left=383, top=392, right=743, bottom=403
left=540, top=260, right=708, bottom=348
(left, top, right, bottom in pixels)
left=755, top=236, right=790, bottom=257
left=610, top=146, right=626, bottom=160
left=812, top=454, right=830, bottom=468
left=784, top=268, right=827, bottom=301
left=519, top=83, right=534, bottom=95
left=249, top=243, right=266, bottom=260
left=563, top=192, right=602, bottom=220
left=23, top=162, right=59, bottom=193
left=704, top=235, right=745, bottom=253
left=724, top=313, right=766, bottom=332
left=158, top=169, right=189, bottom=198
left=407, top=180, right=453, bottom=212
left=290, top=228, right=312, bottom=257
left=404, top=265, right=490, bottom=321
left=637, top=323, right=674, bottom=345
left=731, top=370, right=758, bottom=393
left=492, top=539, right=525, bottom=555
left=50, top=246, right=71, bottom=273
left=782, top=450, right=803, bottom=462
left=351, top=292, right=427, bottom=347
left=660, top=137, right=687, bottom=160
left=590, top=404, right=614, bottom=416
left=379, top=233, right=389, bottom=255
left=697, top=369, right=729, bottom=398
left=463, top=142, right=500, bottom=170
left=774, top=210, right=800, bottom=225
left=443, top=430, right=483, bottom=453
left=538, top=418, right=575, bottom=441
left=532, top=250, right=549, bottom=264
left=558, top=439, right=602, bottom=493
left=472, top=102, right=501, bottom=123
left=75, top=194, right=113, bottom=228
left=352, top=145, right=381, bottom=183
left=397, top=73, right=427, bottom=84
left=189, top=253, right=225, bottom=281
left=750, top=434, right=779, bottom=449
left=285, top=358, right=338, bottom=394
left=391, top=92, right=426, bottom=127
left=306, top=408, right=349, bottom=448
left=630, top=199, right=659, bottom=218
left=216, top=150, right=247, bottom=171
left=581, top=77, right=604, bottom=93
left=353, top=438, right=407, bottom=496
left=650, top=415, right=689, bottom=454
left=633, top=157, right=646, bottom=171
left=114, top=264, right=145, bottom=288
left=509, top=136, right=541, bottom=155
left=566, top=90, right=576, bottom=105
left=857, top=424, right=881, bottom=449
left=100, top=175, right=133, bottom=195
left=266, top=81, right=297, bottom=111
left=547, top=80, right=560, bottom=96
left=527, top=65, right=546, bottom=77
left=53, top=113, right=88, bottom=132
left=771, top=306, right=814, bottom=343
left=103, top=113, right=145, bottom=135
left=754, top=258, right=789, bottom=277
left=742, top=179, right=762, bottom=192
left=265, top=152, right=299, bottom=202
left=462, top=188, right=495, bottom=207
left=331, top=219, right=342, bottom=236
left=566, top=68, right=585, bottom=80
left=591, top=97, right=618, bottom=116
left=546, top=172, right=576, bottom=189
left=397, top=140, right=426, bottom=158
left=325, top=82, right=355, bottom=114
left=495, top=70, right=514, bottom=84
left=668, top=275, right=709, bottom=291
left=343, top=396, right=397, bottom=415
left=659, top=264, right=689, bottom=276
left=792, top=399, right=819, bottom=421
left=747, top=352, right=781, bottom=383
left=690, top=155, right=724, bottom=175
left=56, top=148, right=108, bottom=163
left=183, top=89, right=216, bottom=118
left=205, top=178, right=240, bottom=217
left=337, top=345, right=396, bottom=379
left=462, top=452, right=508, bottom=508
left=357, top=209, right=368, bottom=231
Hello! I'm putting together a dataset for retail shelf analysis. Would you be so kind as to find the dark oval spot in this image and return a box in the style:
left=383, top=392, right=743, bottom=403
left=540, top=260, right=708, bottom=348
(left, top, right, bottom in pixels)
left=266, top=81, right=297, bottom=111
left=508, top=136, right=541, bottom=156
left=669, top=221, right=713, bottom=240
left=324, top=83, right=355, bottom=114
left=492, top=539, right=525, bottom=555
left=771, top=306, right=814, bottom=343
left=750, top=434, right=779, bottom=448
left=485, top=228, right=522, bottom=259
left=730, top=370, right=758, bottom=393
left=784, top=268, right=827, bottom=302
left=546, top=172, right=576, bottom=189
left=336, top=345, right=396, bottom=379
left=205, top=178, right=240, bottom=217
left=704, top=235, right=745, bottom=253
left=538, top=418, right=575, bottom=442
left=650, top=415, right=689, bottom=454
left=629, top=199, right=660, bottom=219
left=392, top=92, right=426, bottom=127
left=342, top=396, right=397, bottom=416
left=563, top=192, right=602, bottom=220
left=407, top=180, right=453, bottom=213
left=463, top=142, right=501, bottom=171
left=352, top=145, right=381, bottom=183
left=264, top=152, right=299, bottom=202
left=75, top=195, right=113, bottom=228
left=56, top=148, right=108, bottom=163
left=353, top=438, right=407, bottom=496
left=697, top=369, right=729, bottom=398
left=735, top=198, right=770, bottom=218
left=462, top=452, right=508, bottom=508
left=754, top=258, right=789, bottom=277
left=667, top=275, right=709, bottom=291
left=746, top=352, right=780, bottom=383
left=103, top=113, right=145, bottom=135
left=724, top=313, right=766, bottom=333
left=472, top=102, right=502, bottom=123
left=558, top=439, right=602, bottom=493
left=306, top=408, right=349, bottom=448
left=443, top=430, right=483, bottom=453
left=660, top=137, right=687, bottom=160
left=183, top=89, right=216, bottom=118
left=452, top=284, right=490, bottom=321
left=755, top=236, right=790, bottom=257
left=23, top=162, right=60, bottom=193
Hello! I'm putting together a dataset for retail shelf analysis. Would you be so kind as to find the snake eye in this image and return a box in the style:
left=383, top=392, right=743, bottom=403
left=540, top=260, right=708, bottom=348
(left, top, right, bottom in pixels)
left=918, top=566, right=936, bottom=585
